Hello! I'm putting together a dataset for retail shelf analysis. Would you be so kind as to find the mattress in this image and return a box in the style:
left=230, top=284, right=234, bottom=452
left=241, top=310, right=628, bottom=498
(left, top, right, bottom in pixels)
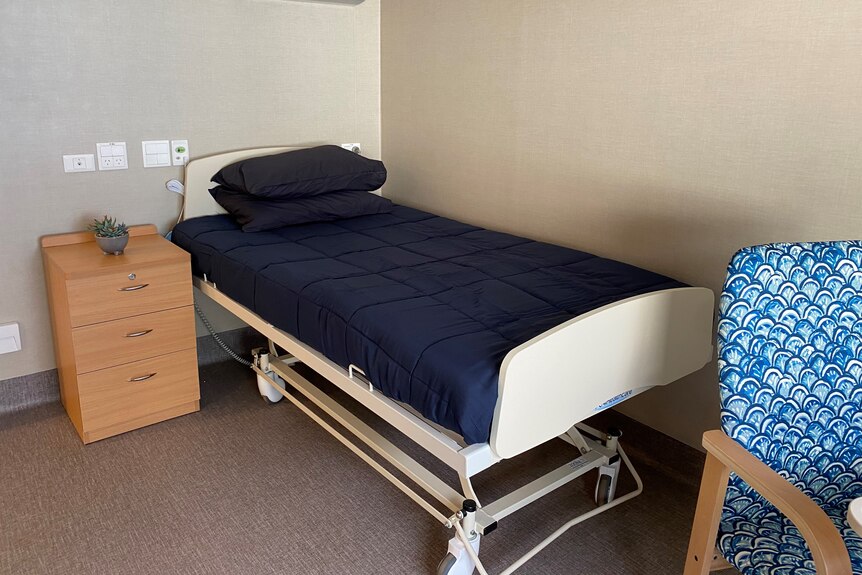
left=172, top=205, right=684, bottom=445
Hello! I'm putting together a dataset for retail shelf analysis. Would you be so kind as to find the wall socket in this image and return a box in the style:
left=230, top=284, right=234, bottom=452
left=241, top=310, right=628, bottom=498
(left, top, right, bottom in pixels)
left=63, top=154, right=95, bottom=173
left=96, top=142, right=128, bottom=171
left=171, top=140, right=189, bottom=166
left=340, top=143, right=361, bottom=154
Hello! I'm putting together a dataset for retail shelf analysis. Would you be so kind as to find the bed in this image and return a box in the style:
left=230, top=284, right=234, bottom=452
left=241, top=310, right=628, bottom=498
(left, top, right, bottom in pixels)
left=175, top=146, right=715, bottom=575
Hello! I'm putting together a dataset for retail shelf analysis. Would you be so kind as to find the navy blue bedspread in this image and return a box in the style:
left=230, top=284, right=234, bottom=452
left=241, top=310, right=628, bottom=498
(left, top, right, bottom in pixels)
left=172, top=205, right=683, bottom=445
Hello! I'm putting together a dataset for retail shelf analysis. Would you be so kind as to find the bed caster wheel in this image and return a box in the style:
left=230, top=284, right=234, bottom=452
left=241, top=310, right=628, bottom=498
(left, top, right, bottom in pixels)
left=594, top=460, right=620, bottom=506
left=437, top=553, right=458, bottom=575
left=439, top=532, right=480, bottom=575
left=595, top=473, right=613, bottom=506
left=256, top=372, right=284, bottom=404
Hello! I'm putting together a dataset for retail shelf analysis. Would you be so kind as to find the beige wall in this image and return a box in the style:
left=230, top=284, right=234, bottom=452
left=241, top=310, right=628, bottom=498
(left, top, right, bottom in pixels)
left=381, top=1, right=862, bottom=448
left=0, top=0, right=380, bottom=381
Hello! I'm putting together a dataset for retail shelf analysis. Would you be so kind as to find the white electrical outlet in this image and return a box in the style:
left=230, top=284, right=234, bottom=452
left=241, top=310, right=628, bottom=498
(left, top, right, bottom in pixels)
left=340, top=143, right=361, bottom=154
left=171, top=140, right=189, bottom=166
left=63, top=154, right=95, bottom=173
left=96, top=142, right=128, bottom=171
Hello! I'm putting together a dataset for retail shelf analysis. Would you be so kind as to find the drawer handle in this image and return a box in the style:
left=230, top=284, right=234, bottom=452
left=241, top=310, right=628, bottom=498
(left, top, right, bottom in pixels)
left=128, top=372, right=157, bottom=382
left=118, top=283, right=149, bottom=292
left=125, top=329, right=153, bottom=338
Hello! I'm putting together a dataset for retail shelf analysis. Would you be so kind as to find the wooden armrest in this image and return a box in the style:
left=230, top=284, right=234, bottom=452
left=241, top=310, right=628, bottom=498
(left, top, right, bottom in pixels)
left=701, top=430, right=851, bottom=574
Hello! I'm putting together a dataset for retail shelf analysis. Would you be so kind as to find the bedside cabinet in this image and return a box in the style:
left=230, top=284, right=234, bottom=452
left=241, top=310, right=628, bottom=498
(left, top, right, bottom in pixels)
left=41, top=224, right=200, bottom=443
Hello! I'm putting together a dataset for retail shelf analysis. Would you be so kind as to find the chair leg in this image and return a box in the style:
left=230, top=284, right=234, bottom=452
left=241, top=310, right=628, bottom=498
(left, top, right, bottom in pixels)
left=684, top=451, right=732, bottom=575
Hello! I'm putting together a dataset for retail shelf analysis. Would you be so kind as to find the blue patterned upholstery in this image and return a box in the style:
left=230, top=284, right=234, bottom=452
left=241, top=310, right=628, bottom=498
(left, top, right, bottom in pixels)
left=716, top=241, right=862, bottom=574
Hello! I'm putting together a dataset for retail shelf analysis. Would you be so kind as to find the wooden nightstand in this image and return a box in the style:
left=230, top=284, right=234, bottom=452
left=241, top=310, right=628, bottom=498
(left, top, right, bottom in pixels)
left=41, top=224, right=200, bottom=443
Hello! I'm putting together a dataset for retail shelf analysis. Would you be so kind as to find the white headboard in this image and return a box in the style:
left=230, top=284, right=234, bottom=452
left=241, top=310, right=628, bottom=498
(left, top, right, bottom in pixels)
left=181, top=146, right=306, bottom=221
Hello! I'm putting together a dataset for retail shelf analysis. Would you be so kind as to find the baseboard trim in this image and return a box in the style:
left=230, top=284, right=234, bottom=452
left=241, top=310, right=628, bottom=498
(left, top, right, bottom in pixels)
left=0, top=327, right=265, bottom=415
left=0, top=369, right=60, bottom=415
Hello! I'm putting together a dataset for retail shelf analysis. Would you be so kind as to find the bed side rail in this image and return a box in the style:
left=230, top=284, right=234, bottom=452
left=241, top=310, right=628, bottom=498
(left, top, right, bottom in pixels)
left=490, top=287, right=715, bottom=459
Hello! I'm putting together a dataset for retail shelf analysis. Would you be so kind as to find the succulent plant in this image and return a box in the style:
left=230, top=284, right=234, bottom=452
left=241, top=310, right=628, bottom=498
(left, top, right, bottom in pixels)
left=88, top=215, right=129, bottom=238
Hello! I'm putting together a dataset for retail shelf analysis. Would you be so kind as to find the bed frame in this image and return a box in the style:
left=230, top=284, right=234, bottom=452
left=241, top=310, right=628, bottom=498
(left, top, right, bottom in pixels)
left=182, top=147, right=715, bottom=574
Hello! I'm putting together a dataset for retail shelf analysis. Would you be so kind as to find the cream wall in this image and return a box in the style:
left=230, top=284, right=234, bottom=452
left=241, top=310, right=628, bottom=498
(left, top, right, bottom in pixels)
left=381, top=1, right=862, bottom=448
left=0, top=0, right=380, bottom=381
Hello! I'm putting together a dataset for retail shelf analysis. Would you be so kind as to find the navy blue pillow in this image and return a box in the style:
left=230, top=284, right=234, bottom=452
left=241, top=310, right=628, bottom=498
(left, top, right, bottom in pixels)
left=210, top=186, right=393, bottom=232
left=212, top=145, right=387, bottom=200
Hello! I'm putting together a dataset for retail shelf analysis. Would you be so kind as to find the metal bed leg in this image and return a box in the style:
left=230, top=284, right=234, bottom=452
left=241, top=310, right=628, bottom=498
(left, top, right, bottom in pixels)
left=560, top=424, right=622, bottom=505
left=440, top=476, right=485, bottom=575
left=565, top=427, right=591, bottom=455
left=595, top=427, right=622, bottom=505
left=460, top=475, right=480, bottom=507
left=439, top=500, right=482, bottom=575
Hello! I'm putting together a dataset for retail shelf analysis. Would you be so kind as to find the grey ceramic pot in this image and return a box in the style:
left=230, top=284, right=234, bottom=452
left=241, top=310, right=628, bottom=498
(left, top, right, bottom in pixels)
left=95, top=234, right=129, bottom=255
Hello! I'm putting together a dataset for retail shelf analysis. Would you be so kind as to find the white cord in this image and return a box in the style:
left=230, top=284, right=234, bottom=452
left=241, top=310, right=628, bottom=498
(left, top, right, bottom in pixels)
left=174, top=202, right=185, bottom=230
left=166, top=179, right=186, bottom=230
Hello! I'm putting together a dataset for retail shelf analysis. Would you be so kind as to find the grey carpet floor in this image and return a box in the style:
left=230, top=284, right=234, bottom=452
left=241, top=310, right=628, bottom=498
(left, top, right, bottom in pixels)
left=0, top=358, right=733, bottom=575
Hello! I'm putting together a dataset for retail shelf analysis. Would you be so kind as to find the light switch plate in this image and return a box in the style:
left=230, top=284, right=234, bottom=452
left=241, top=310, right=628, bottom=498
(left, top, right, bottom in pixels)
left=0, top=322, right=21, bottom=354
left=63, top=154, right=96, bottom=173
left=96, top=142, right=128, bottom=171
left=142, top=140, right=171, bottom=168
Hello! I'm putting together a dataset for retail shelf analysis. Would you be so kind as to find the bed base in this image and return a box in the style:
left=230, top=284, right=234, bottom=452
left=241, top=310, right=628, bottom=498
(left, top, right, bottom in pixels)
left=196, top=276, right=655, bottom=574
left=253, top=353, right=642, bottom=575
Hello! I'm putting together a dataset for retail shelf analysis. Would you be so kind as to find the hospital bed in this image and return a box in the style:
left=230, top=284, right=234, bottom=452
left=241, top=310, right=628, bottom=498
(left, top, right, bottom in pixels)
left=174, top=146, right=715, bottom=574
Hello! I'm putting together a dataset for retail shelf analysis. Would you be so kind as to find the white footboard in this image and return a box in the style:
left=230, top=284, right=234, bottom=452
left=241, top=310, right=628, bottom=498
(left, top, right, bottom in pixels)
left=490, top=287, right=714, bottom=459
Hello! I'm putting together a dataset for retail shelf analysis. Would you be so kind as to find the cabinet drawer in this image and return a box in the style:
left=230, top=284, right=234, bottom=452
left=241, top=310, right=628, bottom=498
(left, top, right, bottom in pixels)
left=72, top=306, right=196, bottom=374
left=67, top=262, right=192, bottom=327
left=78, top=348, right=199, bottom=432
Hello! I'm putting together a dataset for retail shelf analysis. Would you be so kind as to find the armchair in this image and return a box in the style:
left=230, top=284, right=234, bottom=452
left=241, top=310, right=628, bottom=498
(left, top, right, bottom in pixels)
left=685, top=241, right=862, bottom=574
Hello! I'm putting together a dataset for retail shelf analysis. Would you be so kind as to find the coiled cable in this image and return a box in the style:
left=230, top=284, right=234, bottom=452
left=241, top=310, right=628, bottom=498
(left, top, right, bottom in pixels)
left=194, top=301, right=252, bottom=367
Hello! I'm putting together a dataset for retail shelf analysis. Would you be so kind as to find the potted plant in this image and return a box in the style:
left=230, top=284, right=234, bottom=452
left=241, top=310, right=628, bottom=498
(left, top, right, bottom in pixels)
left=88, top=215, right=129, bottom=255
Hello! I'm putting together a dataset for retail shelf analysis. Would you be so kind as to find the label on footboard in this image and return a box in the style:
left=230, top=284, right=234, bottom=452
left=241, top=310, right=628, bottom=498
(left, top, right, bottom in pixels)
left=594, top=390, right=633, bottom=411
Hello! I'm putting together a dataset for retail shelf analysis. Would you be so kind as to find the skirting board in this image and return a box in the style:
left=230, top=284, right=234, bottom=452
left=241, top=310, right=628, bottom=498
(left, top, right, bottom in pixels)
left=0, top=369, right=60, bottom=415
left=0, top=327, right=266, bottom=415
